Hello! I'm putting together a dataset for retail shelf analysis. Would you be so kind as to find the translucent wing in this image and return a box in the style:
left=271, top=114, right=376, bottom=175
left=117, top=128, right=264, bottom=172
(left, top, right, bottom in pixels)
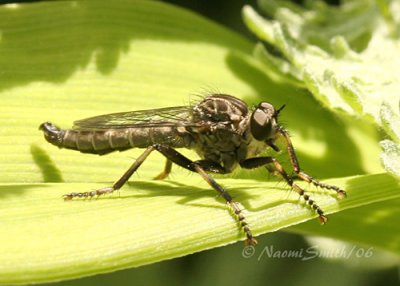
left=73, top=106, right=197, bottom=130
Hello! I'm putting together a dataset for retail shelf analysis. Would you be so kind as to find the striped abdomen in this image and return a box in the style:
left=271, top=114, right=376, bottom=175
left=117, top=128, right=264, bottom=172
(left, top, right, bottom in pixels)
left=39, top=122, right=193, bottom=155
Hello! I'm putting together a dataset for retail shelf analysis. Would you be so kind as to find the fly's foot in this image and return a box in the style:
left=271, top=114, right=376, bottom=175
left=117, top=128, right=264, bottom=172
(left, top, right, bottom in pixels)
left=292, top=183, right=328, bottom=224
left=336, top=189, right=347, bottom=199
left=319, top=214, right=328, bottom=225
left=63, top=186, right=115, bottom=201
left=317, top=182, right=347, bottom=200
left=227, top=201, right=257, bottom=246
left=153, top=172, right=169, bottom=180
left=297, top=171, right=346, bottom=199
left=63, top=191, right=96, bottom=201
left=245, top=237, right=258, bottom=246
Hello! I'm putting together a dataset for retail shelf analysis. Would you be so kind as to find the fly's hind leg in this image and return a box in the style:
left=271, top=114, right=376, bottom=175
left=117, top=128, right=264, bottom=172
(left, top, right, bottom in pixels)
left=63, top=146, right=155, bottom=200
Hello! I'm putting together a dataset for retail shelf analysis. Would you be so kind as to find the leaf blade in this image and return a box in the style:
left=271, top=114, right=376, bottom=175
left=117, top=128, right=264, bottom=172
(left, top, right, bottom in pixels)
left=1, top=173, right=399, bottom=284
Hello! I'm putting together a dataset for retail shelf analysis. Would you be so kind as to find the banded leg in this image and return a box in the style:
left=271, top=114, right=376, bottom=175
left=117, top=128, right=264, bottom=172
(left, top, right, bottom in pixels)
left=192, top=163, right=257, bottom=246
left=240, top=157, right=329, bottom=224
left=63, top=144, right=257, bottom=245
left=151, top=144, right=257, bottom=245
left=63, top=146, right=155, bottom=200
left=277, top=127, right=346, bottom=199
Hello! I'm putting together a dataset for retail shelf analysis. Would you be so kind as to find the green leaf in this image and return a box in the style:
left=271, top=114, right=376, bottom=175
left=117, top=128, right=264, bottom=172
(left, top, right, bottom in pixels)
left=291, top=184, right=400, bottom=255
left=380, top=102, right=400, bottom=176
left=0, top=0, right=397, bottom=284
left=243, top=0, right=400, bottom=176
left=1, top=174, right=400, bottom=284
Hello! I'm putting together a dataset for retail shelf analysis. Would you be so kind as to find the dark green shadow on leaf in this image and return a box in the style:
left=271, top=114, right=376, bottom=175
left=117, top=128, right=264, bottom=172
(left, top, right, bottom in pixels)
left=30, top=144, right=64, bottom=183
left=0, top=0, right=250, bottom=92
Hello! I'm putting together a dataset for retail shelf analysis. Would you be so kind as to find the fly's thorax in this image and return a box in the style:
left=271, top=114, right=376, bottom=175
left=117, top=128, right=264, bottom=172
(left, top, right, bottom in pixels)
left=192, top=94, right=249, bottom=131
left=191, top=124, right=247, bottom=172
left=244, top=129, right=270, bottom=158
left=191, top=123, right=251, bottom=172
left=190, top=95, right=255, bottom=172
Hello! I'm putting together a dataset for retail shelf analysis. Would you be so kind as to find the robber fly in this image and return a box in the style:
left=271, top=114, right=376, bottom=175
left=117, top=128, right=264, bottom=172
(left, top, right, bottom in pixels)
left=39, top=94, right=346, bottom=246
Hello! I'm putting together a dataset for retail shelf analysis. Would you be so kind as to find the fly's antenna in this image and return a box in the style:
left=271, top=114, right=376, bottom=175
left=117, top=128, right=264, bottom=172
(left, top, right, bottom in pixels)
left=276, top=104, right=286, bottom=115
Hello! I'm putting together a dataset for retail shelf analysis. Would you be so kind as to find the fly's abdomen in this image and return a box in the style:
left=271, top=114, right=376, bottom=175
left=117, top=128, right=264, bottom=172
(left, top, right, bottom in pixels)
left=39, top=122, right=192, bottom=155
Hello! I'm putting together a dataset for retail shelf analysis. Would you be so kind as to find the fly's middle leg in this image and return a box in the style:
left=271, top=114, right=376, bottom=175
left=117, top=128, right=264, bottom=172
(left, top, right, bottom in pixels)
left=192, top=164, right=257, bottom=246
left=153, top=160, right=172, bottom=180
left=149, top=144, right=257, bottom=246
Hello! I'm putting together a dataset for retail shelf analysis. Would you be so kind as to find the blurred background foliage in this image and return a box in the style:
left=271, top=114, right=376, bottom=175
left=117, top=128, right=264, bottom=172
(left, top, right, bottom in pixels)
left=3, top=0, right=398, bottom=285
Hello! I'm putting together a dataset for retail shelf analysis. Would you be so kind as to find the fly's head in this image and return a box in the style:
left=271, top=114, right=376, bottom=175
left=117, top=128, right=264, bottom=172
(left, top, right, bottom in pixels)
left=250, top=102, right=285, bottom=145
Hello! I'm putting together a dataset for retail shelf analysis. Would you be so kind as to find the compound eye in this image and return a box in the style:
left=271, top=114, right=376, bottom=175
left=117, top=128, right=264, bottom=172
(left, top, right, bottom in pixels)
left=250, top=108, right=272, bottom=141
left=250, top=102, right=277, bottom=141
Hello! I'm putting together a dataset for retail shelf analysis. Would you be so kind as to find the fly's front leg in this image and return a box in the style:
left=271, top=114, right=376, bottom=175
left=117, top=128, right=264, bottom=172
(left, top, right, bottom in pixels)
left=63, top=146, right=156, bottom=200
left=152, top=144, right=257, bottom=246
left=240, top=157, right=329, bottom=224
left=296, top=171, right=346, bottom=199
left=277, top=127, right=346, bottom=199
